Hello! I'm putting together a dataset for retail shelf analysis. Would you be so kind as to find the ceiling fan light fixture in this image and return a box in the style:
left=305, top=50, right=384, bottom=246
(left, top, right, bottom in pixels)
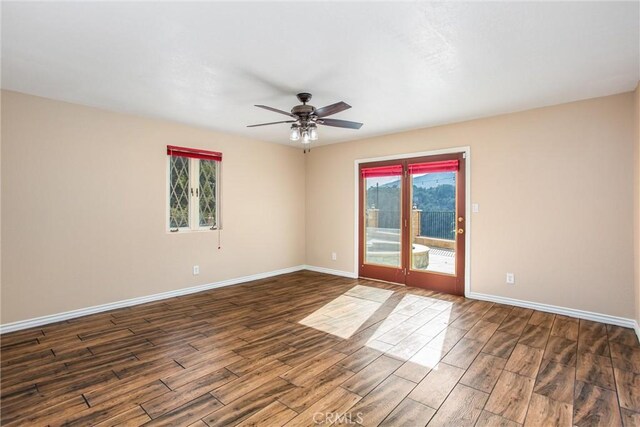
left=309, top=125, right=318, bottom=141
left=289, top=125, right=300, bottom=141
left=302, top=130, right=311, bottom=144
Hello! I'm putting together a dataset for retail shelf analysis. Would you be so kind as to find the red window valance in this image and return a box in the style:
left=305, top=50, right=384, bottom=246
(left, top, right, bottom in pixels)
left=408, top=160, right=458, bottom=174
left=167, top=145, right=222, bottom=162
left=361, top=165, right=403, bottom=178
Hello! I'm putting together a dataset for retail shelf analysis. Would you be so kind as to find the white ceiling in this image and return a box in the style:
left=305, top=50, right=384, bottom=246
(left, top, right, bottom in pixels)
left=2, top=2, right=639, bottom=146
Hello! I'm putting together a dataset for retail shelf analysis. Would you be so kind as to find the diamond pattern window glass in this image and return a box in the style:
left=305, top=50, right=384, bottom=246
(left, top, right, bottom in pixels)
left=169, top=156, right=190, bottom=228
left=168, top=155, right=220, bottom=232
left=199, top=160, right=217, bottom=227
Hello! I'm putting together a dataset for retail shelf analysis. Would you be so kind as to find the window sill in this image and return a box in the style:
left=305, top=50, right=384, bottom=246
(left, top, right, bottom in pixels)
left=166, top=228, right=222, bottom=235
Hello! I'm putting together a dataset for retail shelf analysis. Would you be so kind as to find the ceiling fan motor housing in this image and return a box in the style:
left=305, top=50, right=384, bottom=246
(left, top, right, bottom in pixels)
left=291, top=104, right=315, bottom=117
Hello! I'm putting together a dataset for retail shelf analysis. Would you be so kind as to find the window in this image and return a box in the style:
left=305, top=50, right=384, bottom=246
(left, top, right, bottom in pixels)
left=167, top=145, right=221, bottom=232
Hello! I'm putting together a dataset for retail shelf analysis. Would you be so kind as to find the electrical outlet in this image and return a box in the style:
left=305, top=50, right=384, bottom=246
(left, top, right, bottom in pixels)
left=331, top=252, right=337, bottom=261
left=193, top=265, right=200, bottom=275
left=506, top=273, right=515, bottom=284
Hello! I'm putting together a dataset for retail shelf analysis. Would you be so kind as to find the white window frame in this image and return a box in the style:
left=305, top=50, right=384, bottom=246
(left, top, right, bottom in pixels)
left=167, top=157, right=221, bottom=233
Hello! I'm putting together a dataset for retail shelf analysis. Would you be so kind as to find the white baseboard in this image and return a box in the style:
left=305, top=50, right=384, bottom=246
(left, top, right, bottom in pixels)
left=4, top=267, right=637, bottom=337
left=303, top=265, right=358, bottom=279
left=302, top=269, right=640, bottom=333
left=0, top=265, right=306, bottom=334
left=467, top=291, right=637, bottom=329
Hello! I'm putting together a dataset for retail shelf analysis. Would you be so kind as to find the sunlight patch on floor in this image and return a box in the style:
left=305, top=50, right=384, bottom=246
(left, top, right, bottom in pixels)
left=298, top=285, right=393, bottom=339
left=365, top=295, right=454, bottom=370
left=299, top=284, right=456, bottom=371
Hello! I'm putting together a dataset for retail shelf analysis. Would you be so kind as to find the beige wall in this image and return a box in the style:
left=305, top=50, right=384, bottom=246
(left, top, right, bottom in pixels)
left=306, top=93, right=636, bottom=319
left=1, top=90, right=306, bottom=324
left=2, top=89, right=637, bottom=325
left=634, top=83, right=640, bottom=327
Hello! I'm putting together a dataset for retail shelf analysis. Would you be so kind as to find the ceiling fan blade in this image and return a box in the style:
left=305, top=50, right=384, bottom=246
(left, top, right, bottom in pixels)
left=318, top=118, right=363, bottom=129
left=247, top=120, right=296, bottom=128
left=255, top=104, right=296, bottom=118
left=314, top=101, right=351, bottom=118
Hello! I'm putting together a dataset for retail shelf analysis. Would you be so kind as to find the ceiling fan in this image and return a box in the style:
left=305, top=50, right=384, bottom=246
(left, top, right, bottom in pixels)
left=247, top=93, right=363, bottom=152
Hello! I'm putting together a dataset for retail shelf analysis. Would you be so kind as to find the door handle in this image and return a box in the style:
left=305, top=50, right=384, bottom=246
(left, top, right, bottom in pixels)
left=457, top=228, right=464, bottom=234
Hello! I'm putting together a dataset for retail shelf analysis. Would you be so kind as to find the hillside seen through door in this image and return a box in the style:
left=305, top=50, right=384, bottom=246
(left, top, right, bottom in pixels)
left=365, top=171, right=456, bottom=275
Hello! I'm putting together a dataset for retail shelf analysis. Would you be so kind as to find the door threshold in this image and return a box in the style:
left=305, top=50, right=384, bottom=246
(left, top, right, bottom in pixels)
left=358, top=276, right=406, bottom=286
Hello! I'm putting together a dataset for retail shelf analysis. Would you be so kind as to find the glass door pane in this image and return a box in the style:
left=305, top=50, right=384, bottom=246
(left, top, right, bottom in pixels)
left=363, top=174, right=402, bottom=267
left=410, top=170, right=456, bottom=274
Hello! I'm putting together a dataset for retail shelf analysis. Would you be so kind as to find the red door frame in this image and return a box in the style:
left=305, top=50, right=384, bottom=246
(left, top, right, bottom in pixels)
left=358, top=152, right=466, bottom=296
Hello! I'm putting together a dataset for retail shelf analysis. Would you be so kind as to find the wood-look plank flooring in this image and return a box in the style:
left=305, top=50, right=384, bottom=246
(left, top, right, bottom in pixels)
left=1, top=271, right=639, bottom=426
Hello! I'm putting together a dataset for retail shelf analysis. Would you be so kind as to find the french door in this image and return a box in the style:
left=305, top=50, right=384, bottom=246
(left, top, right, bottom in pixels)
left=358, top=153, right=466, bottom=295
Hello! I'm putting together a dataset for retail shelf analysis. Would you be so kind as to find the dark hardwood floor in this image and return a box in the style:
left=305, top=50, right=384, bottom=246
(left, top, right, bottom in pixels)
left=1, top=271, right=639, bottom=426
